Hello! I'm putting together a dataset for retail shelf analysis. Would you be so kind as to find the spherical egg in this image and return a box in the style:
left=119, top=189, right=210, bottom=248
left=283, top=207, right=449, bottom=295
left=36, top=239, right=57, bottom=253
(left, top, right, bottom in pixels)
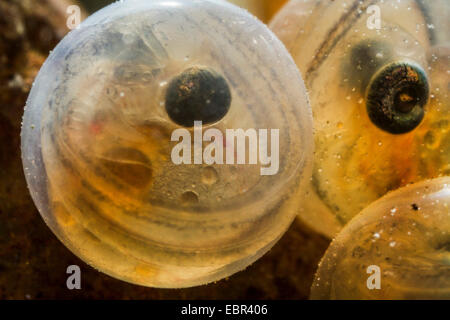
left=21, top=0, right=313, bottom=288
left=271, top=0, right=450, bottom=238
left=311, top=177, right=450, bottom=299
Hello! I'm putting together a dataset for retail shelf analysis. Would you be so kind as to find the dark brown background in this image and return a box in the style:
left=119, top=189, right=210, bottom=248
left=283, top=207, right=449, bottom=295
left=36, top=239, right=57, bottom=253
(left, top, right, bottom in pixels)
left=0, top=0, right=330, bottom=299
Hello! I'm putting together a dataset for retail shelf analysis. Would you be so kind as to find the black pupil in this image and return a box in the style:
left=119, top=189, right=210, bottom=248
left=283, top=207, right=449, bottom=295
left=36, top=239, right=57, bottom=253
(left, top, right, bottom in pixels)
left=165, top=67, right=231, bottom=127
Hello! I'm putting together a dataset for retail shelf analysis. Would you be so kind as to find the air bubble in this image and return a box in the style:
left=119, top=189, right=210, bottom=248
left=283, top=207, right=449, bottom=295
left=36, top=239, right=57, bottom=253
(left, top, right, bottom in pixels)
left=201, top=166, right=219, bottom=185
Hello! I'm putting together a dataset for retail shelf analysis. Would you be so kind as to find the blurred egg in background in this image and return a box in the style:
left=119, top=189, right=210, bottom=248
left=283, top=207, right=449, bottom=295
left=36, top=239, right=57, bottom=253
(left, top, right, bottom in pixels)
left=77, top=0, right=288, bottom=22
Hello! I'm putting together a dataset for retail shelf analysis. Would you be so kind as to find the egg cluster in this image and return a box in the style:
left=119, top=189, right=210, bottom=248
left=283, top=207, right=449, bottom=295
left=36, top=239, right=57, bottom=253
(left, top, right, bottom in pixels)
left=21, top=0, right=448, bottom=298
left=271, top=0, right=449, bottom=299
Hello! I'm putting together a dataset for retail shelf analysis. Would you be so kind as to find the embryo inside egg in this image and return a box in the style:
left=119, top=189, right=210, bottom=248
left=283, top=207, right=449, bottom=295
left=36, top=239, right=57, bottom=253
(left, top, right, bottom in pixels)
left=21, top=0, right=313, bottom=288
left=270, top=0, right=449, bottom=238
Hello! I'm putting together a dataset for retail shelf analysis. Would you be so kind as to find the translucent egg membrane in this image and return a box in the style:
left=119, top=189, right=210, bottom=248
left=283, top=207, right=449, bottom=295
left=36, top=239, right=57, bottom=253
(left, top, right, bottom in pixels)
left=270, top=0, right=450, bottom=238
left=311, top=177, right=450, bottom=299
left=21, top=0, right=313, bottom=288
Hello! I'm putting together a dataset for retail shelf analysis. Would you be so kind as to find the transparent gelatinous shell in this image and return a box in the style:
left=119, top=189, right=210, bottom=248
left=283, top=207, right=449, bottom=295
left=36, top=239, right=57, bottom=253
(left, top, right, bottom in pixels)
left=311, top=177, right=450, bottom=300
left=271, top=0, right=450, bottom=238
left=21, top=0, right=313, bottom=288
